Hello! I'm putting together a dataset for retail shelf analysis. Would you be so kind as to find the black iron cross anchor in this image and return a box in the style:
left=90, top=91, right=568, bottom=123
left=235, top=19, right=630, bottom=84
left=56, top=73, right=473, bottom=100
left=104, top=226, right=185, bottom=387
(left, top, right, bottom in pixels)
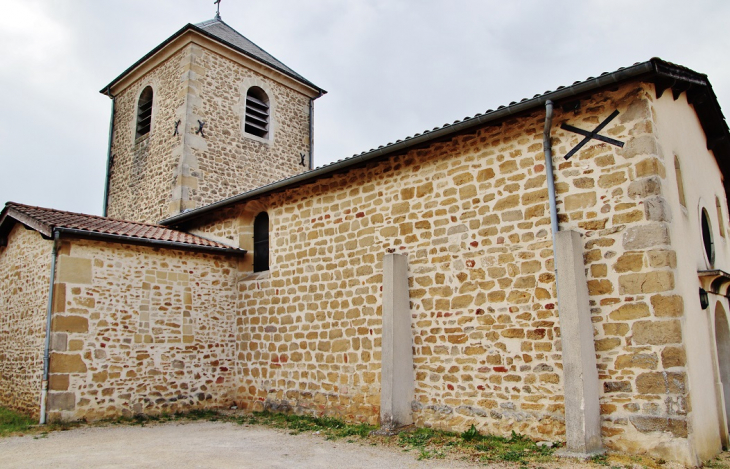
left=196, top=120, right=206, bottom=138
left=561, top=110, right=624, bottom=160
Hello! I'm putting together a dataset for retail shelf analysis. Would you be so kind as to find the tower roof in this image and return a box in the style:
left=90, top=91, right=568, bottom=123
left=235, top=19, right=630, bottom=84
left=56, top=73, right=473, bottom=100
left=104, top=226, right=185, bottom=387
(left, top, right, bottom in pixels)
left=101, top=17, right=325, bottom=96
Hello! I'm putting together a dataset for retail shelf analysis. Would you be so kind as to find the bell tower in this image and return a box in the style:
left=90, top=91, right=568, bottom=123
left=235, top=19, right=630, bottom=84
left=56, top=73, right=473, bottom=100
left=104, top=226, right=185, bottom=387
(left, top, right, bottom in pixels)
left=100, top=17, right=325, bottom=224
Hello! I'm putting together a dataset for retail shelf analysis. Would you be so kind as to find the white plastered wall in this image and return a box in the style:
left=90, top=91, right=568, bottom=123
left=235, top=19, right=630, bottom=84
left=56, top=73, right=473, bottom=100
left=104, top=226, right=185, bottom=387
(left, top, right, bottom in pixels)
left=653, top=90, right=730, bottom=462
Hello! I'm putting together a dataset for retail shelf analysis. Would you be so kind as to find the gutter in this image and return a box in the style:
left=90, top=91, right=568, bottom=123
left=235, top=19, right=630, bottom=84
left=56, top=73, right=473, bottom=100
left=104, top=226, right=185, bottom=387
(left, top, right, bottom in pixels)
left=39, top=231, right=60, bottom=425
left=54, top=228, right=246, bottom=257
left=309, top=97, right=315, bottom=169
left=161, top=61, right=657, bottom=227
left=102, top=92, right=116, bottom=217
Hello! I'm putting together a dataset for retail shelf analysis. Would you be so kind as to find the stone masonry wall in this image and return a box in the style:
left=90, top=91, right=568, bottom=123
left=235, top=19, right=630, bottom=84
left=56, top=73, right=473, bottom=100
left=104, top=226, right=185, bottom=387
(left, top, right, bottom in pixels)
left=106, top=47, right=188, bottom=224
left=188, top=47, right=312, bottom=208
left=107, top=40, right=312, bottom=224
left=46, top=238, right=239, bottom=421
left=188, top=82, right=693, bottom=459
left=0, top=225, right=52, bottom=419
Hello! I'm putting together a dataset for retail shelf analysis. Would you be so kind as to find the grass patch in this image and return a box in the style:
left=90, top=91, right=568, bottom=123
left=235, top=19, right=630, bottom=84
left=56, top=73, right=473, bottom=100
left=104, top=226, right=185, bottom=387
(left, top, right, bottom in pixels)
left=235, top=411, right=375, bottom=440
left=395, top=424, right=555, bottom=465
left=705, top=458, right=730, bottom=469
left=0, top=407, right=35, bottom=436
left=0, top=406, right=697, bottom=468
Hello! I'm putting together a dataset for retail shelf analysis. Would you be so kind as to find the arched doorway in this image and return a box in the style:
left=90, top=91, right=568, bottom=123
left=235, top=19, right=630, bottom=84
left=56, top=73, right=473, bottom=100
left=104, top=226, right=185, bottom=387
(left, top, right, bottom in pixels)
left=715, top=301, right=730, bottom=448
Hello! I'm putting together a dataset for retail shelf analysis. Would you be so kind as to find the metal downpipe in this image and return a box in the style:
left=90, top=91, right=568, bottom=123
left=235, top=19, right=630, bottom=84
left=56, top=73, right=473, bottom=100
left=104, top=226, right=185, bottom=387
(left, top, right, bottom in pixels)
left=39, top=231, right=60, bottom=425
left=309, top=98, right=315, bottom=170
left=543, top=100, right=558, bottom=236
left=102, top=93, right=116, bottom=217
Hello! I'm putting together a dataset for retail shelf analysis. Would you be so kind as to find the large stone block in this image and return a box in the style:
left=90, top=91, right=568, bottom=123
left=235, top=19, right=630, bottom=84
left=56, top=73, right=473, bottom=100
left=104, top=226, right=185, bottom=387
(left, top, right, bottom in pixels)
left=609, top=302, right=650, bottom=321
left=49, top=353, right=87, bottom=373
left=521, top=189, right=548, bottom=206
left=644, top=197, right=672, bottom=222
left=53, top=315, right=89, bottom=333
left=598, top=172, right=627, bottom=189
left=613, top=252, right=643, bottom=273
left=50, top=332, right=68, bottom=352
left=622, top=223, right=670, bottom=250
left=647, top=250, right=677, bottom=268
left=635, top=157, right=666, bottom=178
left=588, top=279, right=613, bottom=295
left=564, top=192, right=597, bottom=212
left=630, top=416, right=687, bottom=438
left=619, top=271, right=674, bottom=294
left=47, top=392, right=76, bottom=411
left=650, top=294, right=684, bottom=317
left=621, top=135, right=659, bottom=160
left=615, top=353, right=657, bottom=370
left=494, top=194, right=520, bottom=211
left=604, top=381, right=632, bottom=393
left=49, top=374, right=69, bottom=391
left=635, top=372, right=686, bottom=394
left=57, top=256, right=92, bottom=284
left=661, top=346, right=686, bottom=368
left=632, top=320, right=682, bottom=345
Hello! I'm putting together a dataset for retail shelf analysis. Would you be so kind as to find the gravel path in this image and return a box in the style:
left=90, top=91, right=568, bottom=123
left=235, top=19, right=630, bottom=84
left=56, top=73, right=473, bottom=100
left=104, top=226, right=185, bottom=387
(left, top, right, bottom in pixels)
left=0, top=420, right=488, bottom=469
left=0, top=420, right=706, bottom=469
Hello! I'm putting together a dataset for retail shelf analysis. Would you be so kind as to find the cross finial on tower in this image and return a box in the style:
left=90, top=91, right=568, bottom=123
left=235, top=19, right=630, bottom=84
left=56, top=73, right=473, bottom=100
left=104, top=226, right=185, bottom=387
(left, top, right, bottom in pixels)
left=214, top=0, right=222, bottom=20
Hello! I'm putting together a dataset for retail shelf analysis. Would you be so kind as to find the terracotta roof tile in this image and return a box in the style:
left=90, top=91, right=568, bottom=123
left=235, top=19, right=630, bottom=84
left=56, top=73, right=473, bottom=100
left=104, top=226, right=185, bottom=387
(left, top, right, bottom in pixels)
left=2, top=202, right=241, bottom=253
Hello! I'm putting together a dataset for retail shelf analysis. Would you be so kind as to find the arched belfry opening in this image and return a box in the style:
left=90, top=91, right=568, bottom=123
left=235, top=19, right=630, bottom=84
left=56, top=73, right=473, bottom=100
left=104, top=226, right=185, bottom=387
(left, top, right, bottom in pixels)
left=136, top=86, right=153, bottom=139
left=244, top=86, right=270, bottom=139
left=715, top=301, right=730, bottom=448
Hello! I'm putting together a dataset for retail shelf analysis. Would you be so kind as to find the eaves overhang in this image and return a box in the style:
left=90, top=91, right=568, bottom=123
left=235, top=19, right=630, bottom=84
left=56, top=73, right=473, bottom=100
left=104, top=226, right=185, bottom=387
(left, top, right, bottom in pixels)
left=53, top=227, right=247, bottom=257
left=0, top=203, right=246, bottom=256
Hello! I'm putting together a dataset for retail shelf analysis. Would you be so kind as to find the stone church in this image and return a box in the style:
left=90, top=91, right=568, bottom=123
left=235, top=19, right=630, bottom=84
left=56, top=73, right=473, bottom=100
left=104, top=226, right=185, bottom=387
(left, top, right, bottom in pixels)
left=2, top=14, right=730, bottom=466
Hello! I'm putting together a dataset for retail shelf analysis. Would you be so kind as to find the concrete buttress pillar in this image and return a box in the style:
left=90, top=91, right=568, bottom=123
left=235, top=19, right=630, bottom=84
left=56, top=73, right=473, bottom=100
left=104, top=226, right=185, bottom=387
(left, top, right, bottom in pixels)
left=555, top=230, right=603, bottom=456
left=379, top=253, right=415, bottom=432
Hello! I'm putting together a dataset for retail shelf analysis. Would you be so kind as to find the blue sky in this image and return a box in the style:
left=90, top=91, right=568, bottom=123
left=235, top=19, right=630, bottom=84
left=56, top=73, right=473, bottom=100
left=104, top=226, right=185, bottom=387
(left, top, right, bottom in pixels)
left=1, top=0, right=729, bottom=215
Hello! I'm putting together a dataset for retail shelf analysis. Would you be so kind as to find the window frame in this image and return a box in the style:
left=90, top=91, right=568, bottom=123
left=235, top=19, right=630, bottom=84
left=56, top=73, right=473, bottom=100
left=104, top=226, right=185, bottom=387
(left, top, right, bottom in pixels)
left=244, top=86, right=270, bottom=140
left=253, top=211, right=270, bottom=272
left=135, top=86, right=154, bottom=140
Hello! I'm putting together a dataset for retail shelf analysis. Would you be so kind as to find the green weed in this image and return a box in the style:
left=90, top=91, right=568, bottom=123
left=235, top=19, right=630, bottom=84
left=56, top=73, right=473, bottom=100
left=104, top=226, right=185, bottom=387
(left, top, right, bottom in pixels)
left=590, top=453, right=609, bottom=466
left=0, top=407, right=35, bottom=436
left=240, top=411, right=376, bottom=440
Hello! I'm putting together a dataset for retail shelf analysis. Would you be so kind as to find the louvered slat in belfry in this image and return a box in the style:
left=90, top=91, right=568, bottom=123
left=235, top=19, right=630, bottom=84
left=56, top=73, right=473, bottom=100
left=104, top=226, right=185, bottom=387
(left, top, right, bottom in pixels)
left=247, top=106, right=267, bottom=118
left=245, top=112, right=267, bottom=125
left=246, top=95, right=269, bottom=108
left=245, top=120, right=268, bottom=132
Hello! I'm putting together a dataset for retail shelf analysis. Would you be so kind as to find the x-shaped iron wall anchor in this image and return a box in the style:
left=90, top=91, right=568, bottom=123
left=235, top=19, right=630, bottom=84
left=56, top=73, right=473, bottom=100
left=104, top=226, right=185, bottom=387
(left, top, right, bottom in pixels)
left=560, top=110, right=623, bottom=160
left=299, top=153, right=307, bottom=167
left=196, top=120, right=206, bottom=138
